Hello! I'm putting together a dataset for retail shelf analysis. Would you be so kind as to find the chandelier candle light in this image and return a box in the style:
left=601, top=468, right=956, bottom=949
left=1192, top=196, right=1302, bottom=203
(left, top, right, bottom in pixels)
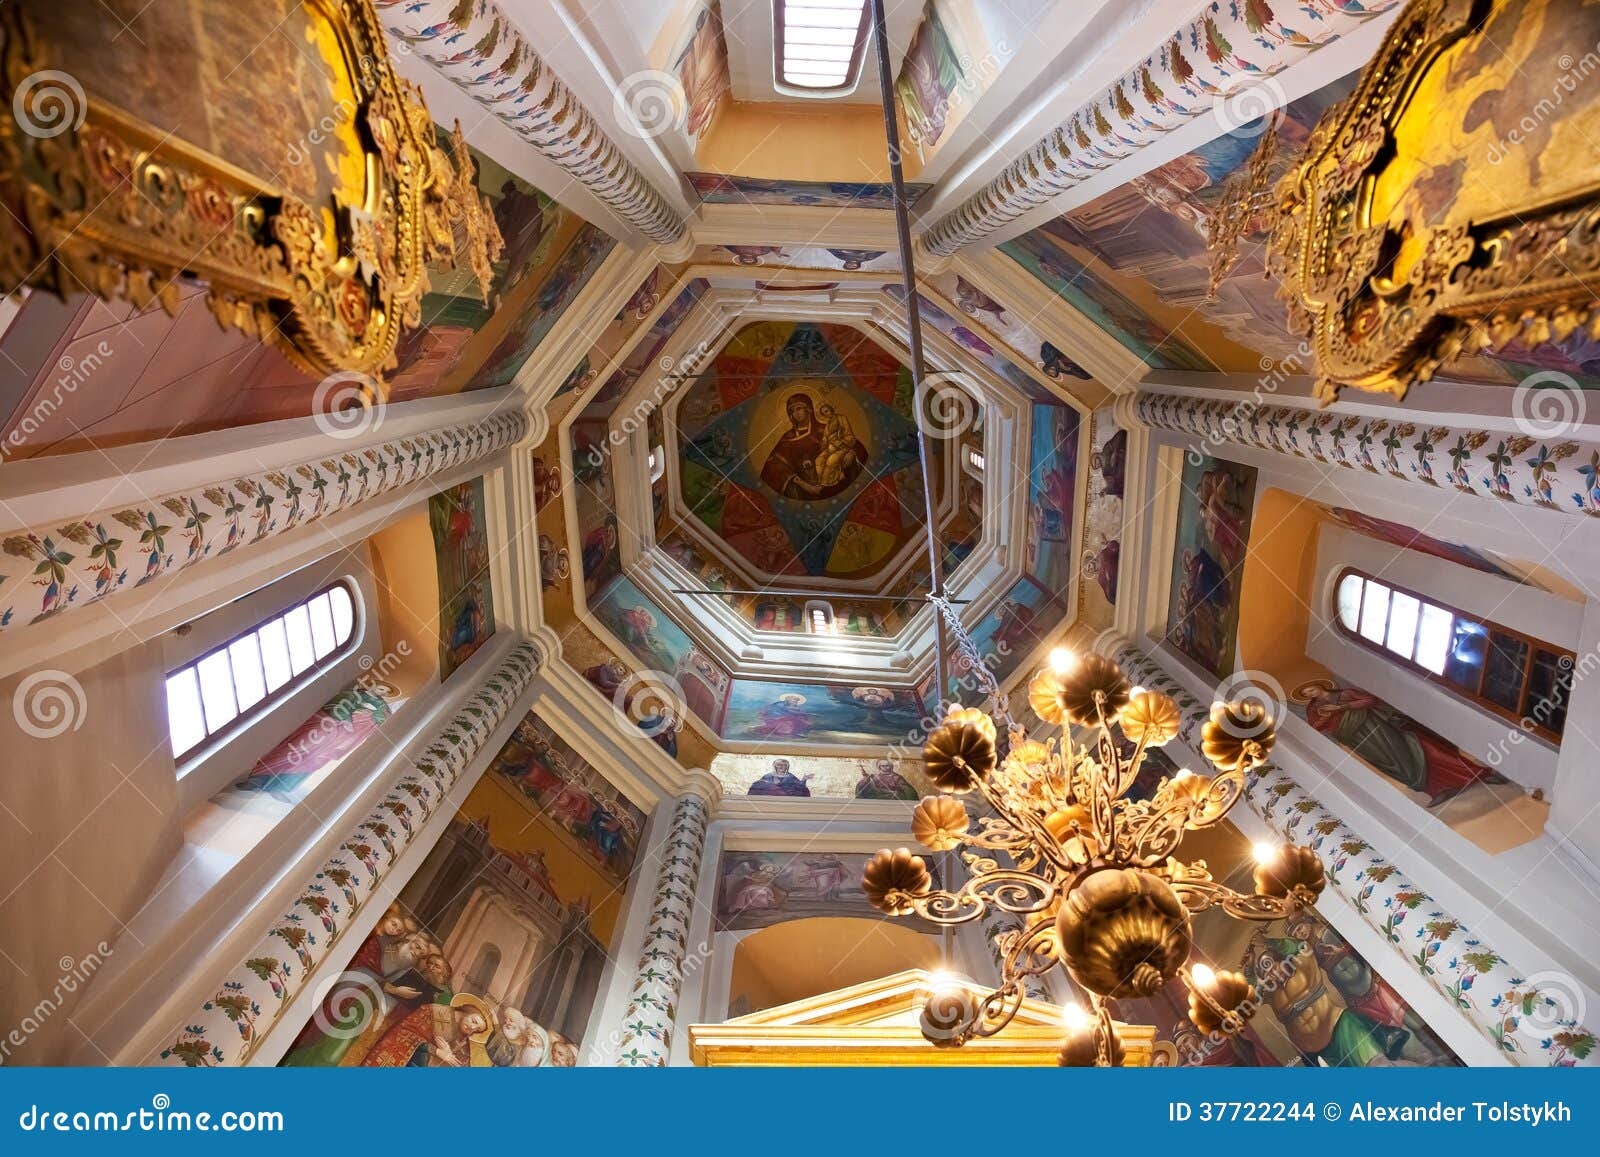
left=862, top=648, right=1326, bottom=1066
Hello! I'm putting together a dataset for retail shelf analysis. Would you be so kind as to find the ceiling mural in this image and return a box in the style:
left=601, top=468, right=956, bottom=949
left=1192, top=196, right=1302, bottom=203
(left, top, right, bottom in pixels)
left=666, top=1, right=732, bottom=146
left=999, top=74, right=1357, bottom=375
left=883, top=286, right=1058, bottom=398
left=895, top=0, right=996, bottom=163
left=674, top=321, right=937, bottom=583
left=685, top=175, right=932, bottom=209
left=922, top=269, right=1092, bottom=384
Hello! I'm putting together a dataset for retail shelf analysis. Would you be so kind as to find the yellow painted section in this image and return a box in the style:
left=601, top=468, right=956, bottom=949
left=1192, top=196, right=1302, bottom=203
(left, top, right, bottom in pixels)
left=1235, top=486, right=1323, bottom=688
left=456, top=773, right=628, bottom=947
left=694, top=101, right=921, bottom=182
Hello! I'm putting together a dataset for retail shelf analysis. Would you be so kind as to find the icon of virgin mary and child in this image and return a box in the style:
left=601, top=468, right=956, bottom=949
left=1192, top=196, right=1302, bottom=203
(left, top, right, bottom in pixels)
left=758, top=389, right=868, bottom=501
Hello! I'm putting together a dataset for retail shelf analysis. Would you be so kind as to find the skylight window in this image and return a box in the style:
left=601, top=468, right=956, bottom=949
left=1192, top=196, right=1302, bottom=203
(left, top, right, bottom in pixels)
left=776, top=0, right=871, bottom=93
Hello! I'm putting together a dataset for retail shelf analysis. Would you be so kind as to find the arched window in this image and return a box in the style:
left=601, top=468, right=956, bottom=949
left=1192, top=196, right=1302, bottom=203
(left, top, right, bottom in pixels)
left=1333, top=569, right=1572, bottom=741
left=164, top=581, right=359, bottom=761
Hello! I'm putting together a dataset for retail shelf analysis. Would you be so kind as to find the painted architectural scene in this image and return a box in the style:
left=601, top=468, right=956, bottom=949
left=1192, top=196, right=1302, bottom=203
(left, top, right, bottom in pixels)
left=1164, top=454, right=1256, bottom=678
left=278, top=774, right=625, bottom=1068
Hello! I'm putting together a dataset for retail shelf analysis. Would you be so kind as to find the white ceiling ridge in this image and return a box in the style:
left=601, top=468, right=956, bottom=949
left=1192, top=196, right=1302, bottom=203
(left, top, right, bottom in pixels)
left=378, top=0, right=687, bottom=243
left=917, top=0, right=1406, bottom=255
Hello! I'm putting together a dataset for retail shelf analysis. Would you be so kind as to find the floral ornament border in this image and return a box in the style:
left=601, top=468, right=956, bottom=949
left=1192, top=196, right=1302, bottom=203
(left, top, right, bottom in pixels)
left=1137, top=388, right=1600, bottom=518
left=152, top=642, right=540, bottom=1067
left=1114, top=644, right=1598, bottom=1067
left=613, top=795, right=709, bottom=1067
left=373, top=0, right=683, bottom=244
left=923, top=0, right=1403, bottom=255
left=0, top=412, right=527, bottom=634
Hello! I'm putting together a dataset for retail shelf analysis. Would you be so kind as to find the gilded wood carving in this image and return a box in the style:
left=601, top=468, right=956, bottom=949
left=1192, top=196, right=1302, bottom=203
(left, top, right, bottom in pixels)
left=1268, top=0, right=1600, bottom=401
left=0, top=0, right=502, bottom=390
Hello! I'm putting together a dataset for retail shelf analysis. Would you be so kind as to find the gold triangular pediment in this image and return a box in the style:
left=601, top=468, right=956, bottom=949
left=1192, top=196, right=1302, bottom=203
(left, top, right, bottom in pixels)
left=688, top=969, right=1156, bottom=1066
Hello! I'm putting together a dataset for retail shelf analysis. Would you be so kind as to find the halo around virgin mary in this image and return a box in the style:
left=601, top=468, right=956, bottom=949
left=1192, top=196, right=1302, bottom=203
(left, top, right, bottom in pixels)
left=758, top=389, right=869, bottom=501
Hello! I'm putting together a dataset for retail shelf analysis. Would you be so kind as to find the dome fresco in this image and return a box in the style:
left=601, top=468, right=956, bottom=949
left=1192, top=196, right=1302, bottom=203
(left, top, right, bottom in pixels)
left=673, top=321, right=941, bottom=583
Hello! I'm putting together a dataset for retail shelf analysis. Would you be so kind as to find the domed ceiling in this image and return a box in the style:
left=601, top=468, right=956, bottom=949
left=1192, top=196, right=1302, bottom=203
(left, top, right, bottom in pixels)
left=673, top=320, right=939, bottom=584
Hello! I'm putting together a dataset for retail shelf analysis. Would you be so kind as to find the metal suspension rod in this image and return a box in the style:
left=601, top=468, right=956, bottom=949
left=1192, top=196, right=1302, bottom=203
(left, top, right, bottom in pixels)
left=869, top=0, right=950, bottom=708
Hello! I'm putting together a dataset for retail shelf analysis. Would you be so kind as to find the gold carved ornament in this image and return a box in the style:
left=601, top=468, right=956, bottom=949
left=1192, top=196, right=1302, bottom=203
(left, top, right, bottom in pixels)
left=1265, top=0, right=1600, bottom=402
left=0, top=1, right=502, bottom=393
left=864, top=651, right=1326, bottom=1066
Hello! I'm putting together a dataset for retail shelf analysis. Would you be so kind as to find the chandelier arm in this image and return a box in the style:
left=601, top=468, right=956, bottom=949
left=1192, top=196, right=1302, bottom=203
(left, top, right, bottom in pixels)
left=966, top=912, right=1059, bottom=1042
left=970, top=769, right=1079, bottom=878
left=902, top=886, right=988, bottom=925
left=1168, top=877, right=1296, bottom=922
left=967, top=865, right=1059, bottom=916
left=1183, top=768, right=1247, bottom=828
left=1091, top=727, right=1122, bottom=851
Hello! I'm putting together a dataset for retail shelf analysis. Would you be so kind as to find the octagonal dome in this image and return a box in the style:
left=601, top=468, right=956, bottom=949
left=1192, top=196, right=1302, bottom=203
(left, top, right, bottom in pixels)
left=672, top=320, right=940, bottom=587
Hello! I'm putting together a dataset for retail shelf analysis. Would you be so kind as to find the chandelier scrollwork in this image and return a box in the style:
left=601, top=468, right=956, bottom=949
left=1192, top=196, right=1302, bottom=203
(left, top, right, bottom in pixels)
left=864, top=649, right=1327, bottom=1065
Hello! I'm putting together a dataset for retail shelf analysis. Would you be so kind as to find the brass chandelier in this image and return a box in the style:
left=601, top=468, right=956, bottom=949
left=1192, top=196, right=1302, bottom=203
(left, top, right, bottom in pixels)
left=862, top=648, right=1327, bottom=1066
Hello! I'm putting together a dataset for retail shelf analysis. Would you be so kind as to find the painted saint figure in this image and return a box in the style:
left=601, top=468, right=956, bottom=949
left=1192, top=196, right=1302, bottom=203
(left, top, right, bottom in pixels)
left=746, top=757, right=813, bottom=797
left=758, top=392, right=866, bottom=500
left=1292, top=678, right=1507, bottom=807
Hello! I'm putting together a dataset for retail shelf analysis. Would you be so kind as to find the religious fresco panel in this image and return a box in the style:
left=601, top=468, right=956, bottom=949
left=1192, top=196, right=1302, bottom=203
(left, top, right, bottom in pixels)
left=685, top=175, right=933, bottom=209
left=1026, top=402, right=1081, bottom=597
left=278, top=765, right=639, bottom=1068
left=430, top=477, right=496, bottom=681
left=1163, top=454, right=1256, bottom=678
left=710, top=752, right=931, bottom=800
left=1079, top=415, right=1128, bottom=630
left=674, top=320, right=936, bottom=584
left=715, top=850, right=940, bottom=932
left=720, top=678, right=929, bottom=746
